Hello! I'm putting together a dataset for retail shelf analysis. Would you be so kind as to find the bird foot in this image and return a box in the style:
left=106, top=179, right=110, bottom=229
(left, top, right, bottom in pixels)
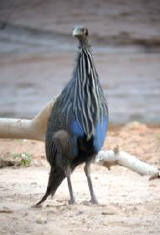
left=32, top=203, right=43, bottom=208
left=82, top=199, right=98, bottom=206
left=90, top=198, right=98, bottom=205
left=68, top=198, right=76, bottom=205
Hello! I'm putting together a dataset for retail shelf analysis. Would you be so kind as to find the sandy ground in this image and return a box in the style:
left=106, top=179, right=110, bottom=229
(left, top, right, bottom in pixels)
left=0, top=123, right=160, bottom=235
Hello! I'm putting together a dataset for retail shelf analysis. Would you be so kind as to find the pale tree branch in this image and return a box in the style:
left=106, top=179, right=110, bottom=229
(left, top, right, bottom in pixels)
left=95, top=147, right=160, bottom=180
left=0, top=99, right=159, bottom=180
left=0, top=99, right=55, bottom=141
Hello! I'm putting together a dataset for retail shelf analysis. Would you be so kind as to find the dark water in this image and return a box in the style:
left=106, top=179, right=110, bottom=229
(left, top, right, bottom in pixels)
left=0, top=26, right=160, bottom=124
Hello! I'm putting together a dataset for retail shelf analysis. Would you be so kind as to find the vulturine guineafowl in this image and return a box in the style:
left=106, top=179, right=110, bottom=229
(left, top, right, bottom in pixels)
left=36, top=26, right=108, bottom=206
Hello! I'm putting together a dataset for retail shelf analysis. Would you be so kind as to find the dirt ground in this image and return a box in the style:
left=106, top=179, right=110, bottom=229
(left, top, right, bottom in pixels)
left=0, top=123, right=160, bottom=235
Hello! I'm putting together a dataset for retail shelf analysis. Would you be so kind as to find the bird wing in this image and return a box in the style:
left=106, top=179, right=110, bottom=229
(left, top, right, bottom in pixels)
left=46, top=139, right=57, bottom=166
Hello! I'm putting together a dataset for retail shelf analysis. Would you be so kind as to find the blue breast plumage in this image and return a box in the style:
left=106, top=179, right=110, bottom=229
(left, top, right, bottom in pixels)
left=70, top=117, right=108, bottom=154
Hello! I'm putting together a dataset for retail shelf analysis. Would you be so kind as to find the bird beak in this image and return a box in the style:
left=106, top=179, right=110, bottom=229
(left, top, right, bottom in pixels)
left=72, top=26, right=83, bottom=37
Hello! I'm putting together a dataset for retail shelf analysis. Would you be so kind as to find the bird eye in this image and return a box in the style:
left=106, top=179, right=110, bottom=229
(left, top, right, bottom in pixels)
left=82, top=28, right=88, bottom=36
left=85, top=29, right=88, bottom=36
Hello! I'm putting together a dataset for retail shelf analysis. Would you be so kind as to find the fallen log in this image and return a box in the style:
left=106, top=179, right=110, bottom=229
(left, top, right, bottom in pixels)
left=96, top=147, right=160, bottom=180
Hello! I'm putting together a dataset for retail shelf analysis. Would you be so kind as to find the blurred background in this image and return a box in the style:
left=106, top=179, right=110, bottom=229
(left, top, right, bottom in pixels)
left=0, top=0, right=160, bottom=124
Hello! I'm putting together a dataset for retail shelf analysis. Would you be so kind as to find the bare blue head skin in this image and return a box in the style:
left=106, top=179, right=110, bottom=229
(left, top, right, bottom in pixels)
left=72, top=26, right=89, bottom=47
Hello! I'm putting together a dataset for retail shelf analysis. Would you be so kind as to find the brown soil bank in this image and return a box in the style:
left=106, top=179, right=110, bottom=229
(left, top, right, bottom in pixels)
left=0, top=123, right=160, bottom=234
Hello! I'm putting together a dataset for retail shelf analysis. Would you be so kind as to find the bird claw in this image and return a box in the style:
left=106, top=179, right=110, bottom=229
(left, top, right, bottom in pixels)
left=90, top=198, right=98, bottom=205
left=32, top=203, right=43, bottom=208
left=68, top=198, right=76, bottom=205
left=82, top=198, right=98, bottom=205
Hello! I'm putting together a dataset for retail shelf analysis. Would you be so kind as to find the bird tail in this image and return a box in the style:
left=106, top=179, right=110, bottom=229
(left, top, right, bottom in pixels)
left=36, top=167, right=66, bottom=206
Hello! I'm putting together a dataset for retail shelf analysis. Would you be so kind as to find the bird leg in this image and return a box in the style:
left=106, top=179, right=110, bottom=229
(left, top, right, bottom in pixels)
left=84, top=161, right=98, bottom=204
left=65, top=167, right=76, bottom=204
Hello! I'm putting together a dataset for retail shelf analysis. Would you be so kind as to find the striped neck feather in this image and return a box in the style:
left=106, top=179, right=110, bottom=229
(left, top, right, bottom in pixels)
left=61, top=46, right=107, bottom=139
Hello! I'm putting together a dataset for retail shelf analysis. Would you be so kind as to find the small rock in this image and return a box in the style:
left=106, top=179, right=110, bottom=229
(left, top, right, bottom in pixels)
left=101, top=211, right=115, bottom=215
left=36, top=216, right=47, bottom=224
left=76, top=210, right=83, bottom=215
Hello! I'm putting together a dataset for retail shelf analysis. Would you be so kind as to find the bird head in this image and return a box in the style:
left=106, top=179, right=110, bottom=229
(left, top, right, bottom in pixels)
left=72, top=25, right=89, bottom=41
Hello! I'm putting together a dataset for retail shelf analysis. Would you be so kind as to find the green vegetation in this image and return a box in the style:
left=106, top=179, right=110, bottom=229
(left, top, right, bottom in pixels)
left=12, top=152, right=32, bottom=167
